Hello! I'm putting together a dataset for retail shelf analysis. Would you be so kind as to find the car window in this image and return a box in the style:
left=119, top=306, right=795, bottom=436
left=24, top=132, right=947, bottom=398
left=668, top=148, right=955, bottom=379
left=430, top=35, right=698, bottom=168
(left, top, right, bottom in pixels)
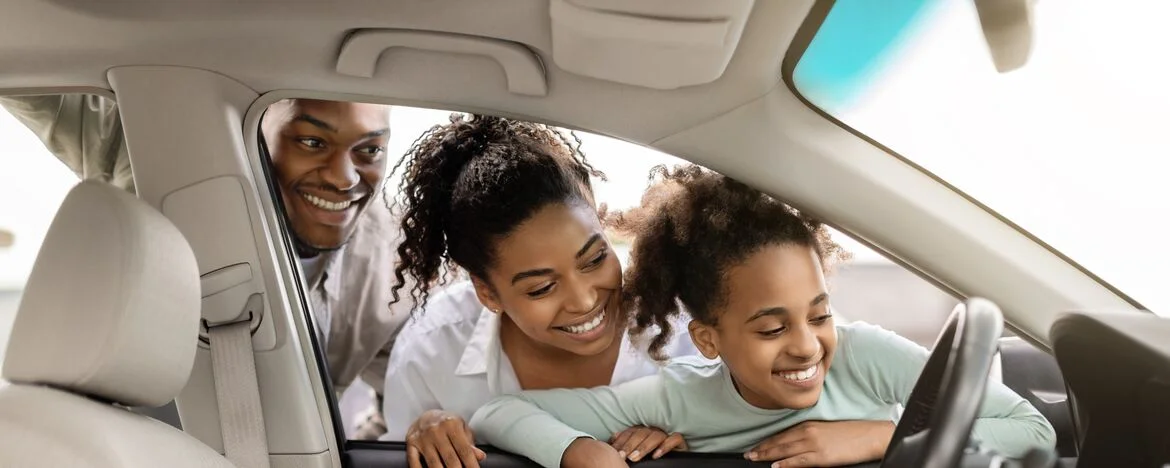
left=0, top=94, right=130, bottom=364
left=792, top=0, right=1169, bottom=315
left=260, top=101, right=962, bottom=442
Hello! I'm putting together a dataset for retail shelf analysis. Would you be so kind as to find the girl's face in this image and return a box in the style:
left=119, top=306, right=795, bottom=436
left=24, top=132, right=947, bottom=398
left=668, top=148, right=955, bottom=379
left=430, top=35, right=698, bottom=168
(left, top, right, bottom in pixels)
left=689, top=243, right=838, bottom=410
left=473, top=201, right=625, bottom=357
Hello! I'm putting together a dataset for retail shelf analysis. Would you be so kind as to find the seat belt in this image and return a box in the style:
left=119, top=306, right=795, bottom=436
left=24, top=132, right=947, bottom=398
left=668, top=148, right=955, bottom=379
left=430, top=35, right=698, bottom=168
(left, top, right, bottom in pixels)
left=208, top=313, right=272, bottom=468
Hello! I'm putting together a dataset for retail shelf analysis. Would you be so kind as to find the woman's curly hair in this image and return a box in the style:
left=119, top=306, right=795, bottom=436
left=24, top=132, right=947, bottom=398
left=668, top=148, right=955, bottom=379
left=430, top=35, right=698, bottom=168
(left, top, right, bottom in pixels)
left=607, top=164, right=849, bottom=360
left=387, top=113, right=605, bottom=313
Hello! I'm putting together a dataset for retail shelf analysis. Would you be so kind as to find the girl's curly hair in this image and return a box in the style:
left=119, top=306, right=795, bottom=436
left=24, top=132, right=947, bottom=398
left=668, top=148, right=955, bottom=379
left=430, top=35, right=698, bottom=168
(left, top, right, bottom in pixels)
left=608, top=164, right=849, bottom=360
left=388, top=113, right=605, bottom=313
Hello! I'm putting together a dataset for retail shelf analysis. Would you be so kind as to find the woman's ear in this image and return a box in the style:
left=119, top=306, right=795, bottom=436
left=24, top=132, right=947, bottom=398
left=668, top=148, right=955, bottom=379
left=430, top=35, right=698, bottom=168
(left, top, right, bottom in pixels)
left=471, top=277, right=503, bottom=314
left=688, top=321, right=720, bottom=360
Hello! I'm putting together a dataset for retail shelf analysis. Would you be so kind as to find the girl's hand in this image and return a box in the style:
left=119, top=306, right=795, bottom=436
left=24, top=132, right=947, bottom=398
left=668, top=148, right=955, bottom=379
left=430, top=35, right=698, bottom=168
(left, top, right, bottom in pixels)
left=745, top=420, right=895, bottom=468
left=609, top=425, right=688, bottom=462
left=563, top=438, right=628, bottom=468
left=405, top=410, right=486, bottom=468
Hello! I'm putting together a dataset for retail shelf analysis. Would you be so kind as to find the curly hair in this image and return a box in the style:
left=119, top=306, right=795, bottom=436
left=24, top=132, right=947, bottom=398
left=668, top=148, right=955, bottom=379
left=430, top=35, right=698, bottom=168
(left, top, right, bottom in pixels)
left=387, top=113, right=605, bottom=313
left=607, top=165, right=849, bottom=360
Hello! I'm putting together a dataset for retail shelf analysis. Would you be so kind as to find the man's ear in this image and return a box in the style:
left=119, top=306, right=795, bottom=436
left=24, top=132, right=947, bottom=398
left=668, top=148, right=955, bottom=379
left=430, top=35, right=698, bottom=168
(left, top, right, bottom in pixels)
left=471, top=277, right=503, bottom=314
left=688, top=321, right=720, bottom=360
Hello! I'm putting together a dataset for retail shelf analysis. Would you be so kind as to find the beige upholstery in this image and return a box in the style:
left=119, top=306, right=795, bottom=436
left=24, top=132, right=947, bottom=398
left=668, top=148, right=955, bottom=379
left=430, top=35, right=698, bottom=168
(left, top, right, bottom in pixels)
left=0, top=181, right=233, bottom=468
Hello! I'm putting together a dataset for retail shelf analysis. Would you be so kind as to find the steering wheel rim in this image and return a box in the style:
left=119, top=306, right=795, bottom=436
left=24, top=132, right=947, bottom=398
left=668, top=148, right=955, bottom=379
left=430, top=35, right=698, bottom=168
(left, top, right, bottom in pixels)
left=880, top=298, right=1005, bottom=468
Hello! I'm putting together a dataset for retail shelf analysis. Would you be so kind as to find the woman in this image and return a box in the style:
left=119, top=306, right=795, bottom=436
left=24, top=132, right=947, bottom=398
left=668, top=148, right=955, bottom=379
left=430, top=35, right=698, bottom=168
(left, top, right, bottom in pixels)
left=381, top=115, right=699, bottom=468
left=469, top=165, right=1056, bottom=468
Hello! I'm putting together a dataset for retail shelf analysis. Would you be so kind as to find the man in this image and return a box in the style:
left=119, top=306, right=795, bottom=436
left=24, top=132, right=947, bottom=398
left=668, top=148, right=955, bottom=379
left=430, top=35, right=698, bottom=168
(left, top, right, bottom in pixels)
left=0, top=95, right=405, bottom=439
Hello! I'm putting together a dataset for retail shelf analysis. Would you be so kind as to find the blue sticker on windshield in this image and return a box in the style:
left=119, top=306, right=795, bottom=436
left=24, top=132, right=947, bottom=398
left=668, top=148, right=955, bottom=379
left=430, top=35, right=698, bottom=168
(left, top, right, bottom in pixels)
left=794, top=0, right=938, bottom=111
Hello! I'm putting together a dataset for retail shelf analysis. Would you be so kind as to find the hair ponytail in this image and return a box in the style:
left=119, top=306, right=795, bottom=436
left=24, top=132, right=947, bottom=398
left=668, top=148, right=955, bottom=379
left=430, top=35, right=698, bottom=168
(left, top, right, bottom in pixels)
left=389, top=114, right=605, bottom=315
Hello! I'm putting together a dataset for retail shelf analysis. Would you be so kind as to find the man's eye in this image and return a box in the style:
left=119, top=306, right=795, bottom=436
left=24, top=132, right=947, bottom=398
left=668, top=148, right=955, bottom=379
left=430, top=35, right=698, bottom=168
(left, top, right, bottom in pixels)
left=297, top=137, right=325, bottom=149
left=526, top=283, right=555, bottom=298
left=358, top=146, right=385, bottom=156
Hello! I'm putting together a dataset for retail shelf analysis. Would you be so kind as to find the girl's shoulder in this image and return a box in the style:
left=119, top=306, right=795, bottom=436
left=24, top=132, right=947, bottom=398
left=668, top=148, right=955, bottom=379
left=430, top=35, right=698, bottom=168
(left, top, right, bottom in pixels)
left=832, top=321, right=929, bottom=374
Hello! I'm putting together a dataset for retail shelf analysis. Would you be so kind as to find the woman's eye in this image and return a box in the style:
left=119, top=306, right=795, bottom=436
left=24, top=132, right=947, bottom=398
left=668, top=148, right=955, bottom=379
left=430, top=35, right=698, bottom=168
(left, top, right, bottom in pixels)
left=583, top=250, right=608, bottom=269
left=526, top=283, right=555, bottom=298
left=811, top=314, right=833, bottom=325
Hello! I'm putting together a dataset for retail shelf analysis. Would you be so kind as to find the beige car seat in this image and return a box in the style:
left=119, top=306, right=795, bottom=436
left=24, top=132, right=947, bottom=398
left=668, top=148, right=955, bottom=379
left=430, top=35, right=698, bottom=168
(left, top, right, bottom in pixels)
left=0, top=181, right=233, bottom=468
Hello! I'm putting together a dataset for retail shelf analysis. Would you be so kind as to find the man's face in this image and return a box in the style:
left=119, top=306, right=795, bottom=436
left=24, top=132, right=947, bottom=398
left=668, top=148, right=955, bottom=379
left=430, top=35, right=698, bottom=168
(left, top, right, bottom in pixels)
left=261, top=100, right=390, bottom=253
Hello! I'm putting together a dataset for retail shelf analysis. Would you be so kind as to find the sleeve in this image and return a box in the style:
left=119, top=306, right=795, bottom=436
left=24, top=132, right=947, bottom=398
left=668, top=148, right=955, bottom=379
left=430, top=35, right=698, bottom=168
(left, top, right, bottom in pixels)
left=469, top=374, right=672, bottom=468
left=381, top=334, right=442, bottom=441
left=0, top=94, right=134, bottom=192
left=842, top=323, right=1057, bottom=458
left=359, top=347, right=391, bottom=394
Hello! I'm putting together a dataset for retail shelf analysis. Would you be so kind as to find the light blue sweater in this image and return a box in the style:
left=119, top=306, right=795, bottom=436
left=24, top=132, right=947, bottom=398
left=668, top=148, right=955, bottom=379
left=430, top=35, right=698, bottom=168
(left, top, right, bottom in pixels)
left=469, top=322, right=1056, bottom=468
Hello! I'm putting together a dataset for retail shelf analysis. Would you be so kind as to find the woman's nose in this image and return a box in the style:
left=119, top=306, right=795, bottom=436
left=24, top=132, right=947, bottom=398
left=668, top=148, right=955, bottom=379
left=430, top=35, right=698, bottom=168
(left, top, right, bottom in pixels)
left=563, top=275, right=598, bottom=315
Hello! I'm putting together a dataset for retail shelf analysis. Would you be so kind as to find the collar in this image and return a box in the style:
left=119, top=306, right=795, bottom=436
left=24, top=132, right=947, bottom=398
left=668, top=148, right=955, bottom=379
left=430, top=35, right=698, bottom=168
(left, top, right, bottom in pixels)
left=454, top=307, right=499, bottom=377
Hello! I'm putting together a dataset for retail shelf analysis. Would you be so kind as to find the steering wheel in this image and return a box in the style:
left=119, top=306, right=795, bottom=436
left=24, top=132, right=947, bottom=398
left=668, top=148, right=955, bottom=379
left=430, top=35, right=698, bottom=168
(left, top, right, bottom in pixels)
left=879, top=298, right=1005, bottom=468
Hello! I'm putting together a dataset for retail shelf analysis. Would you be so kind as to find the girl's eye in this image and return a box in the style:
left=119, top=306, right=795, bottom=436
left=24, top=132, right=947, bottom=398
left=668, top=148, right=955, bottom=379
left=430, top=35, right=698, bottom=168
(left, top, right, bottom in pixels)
left=583, top=250, right=608, bottom=269
left=526, top=283, right=555, bottom=298
left=811, top=314, right=833, bottom=325
left=759, top=327, right=786, bottom=337
left=297, top=137, right=326, bottom=149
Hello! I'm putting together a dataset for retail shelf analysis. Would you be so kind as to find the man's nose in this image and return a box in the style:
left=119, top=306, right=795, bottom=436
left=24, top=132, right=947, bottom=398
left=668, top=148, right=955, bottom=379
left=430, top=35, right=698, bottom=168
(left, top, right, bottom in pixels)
left=320, top=151, right=360, bottom=191
left=785, top=324, right=821, bottom=360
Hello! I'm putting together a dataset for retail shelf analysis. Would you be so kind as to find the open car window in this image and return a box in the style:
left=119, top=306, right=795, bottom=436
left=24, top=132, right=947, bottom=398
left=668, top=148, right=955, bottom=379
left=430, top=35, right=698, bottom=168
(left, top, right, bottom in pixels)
left=793, top=0, right=1169, bottom=315
left=257, top=101, right=962, bottom=443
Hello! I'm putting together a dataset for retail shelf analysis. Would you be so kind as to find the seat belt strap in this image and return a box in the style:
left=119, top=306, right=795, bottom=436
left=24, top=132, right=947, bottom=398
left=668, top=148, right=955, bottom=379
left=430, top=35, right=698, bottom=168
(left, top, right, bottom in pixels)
left=209, top=319, right=272, bottom=468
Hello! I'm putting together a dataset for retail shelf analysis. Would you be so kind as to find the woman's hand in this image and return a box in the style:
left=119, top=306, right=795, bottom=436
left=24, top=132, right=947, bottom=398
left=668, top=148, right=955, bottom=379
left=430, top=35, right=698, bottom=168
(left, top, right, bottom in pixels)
left=563, top=438, right=628, bottom=468
left=745, top=420, right=895, bottom=468
left=609, top=425, right=688, bottom=462
left=405, top=410, right=486, bottom=468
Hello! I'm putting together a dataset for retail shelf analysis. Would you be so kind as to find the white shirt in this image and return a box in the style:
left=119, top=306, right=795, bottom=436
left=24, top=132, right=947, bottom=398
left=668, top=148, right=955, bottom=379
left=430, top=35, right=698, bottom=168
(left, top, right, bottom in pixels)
left=381, top=280, right=702, bottom=441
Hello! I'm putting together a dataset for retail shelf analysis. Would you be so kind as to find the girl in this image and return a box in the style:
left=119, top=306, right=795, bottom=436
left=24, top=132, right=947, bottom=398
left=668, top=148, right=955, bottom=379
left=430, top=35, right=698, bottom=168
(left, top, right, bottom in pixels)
left=469, top=165, right=1056, bottom=468
left=381, top=116, right=699, bottom=468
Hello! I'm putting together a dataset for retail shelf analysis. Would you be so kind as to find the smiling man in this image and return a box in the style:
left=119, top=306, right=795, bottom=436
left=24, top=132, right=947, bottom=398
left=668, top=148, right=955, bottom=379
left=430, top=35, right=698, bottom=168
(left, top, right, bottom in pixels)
left=0, top=95, right=412, bottom=439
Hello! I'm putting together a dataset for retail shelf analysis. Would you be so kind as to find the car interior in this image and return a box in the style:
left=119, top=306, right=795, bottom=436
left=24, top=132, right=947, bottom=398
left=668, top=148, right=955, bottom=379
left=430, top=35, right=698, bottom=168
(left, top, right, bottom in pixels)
left=1, top=0, right=1167, bottom=467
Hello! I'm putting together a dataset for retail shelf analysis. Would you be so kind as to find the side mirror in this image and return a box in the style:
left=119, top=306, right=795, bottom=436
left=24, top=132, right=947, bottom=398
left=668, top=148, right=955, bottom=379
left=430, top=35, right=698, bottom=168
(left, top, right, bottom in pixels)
left=974, top=0, right=1037, bottom=73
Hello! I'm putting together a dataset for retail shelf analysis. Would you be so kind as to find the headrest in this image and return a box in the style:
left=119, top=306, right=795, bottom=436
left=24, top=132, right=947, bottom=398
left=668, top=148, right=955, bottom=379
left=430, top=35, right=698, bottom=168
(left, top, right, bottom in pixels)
left=2, top=181, right=201, bottom=407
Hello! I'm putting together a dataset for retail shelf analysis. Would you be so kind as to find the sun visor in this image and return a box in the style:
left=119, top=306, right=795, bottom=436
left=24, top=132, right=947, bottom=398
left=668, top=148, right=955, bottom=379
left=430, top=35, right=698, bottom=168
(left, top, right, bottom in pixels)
left=549, top=0, right=756, bottom=89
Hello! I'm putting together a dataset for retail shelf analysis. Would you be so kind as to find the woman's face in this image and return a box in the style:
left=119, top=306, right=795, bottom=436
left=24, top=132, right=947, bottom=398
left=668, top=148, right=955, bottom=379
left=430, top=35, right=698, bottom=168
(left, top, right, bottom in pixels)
left=690, top=243, right=838, bottom=410
left=474, top=201, right=624, bottom=357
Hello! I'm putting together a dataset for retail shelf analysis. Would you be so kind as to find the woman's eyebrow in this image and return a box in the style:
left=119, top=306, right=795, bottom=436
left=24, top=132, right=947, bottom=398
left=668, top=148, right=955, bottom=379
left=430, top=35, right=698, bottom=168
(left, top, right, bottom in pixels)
left=575, top=233, right=602, bottom=258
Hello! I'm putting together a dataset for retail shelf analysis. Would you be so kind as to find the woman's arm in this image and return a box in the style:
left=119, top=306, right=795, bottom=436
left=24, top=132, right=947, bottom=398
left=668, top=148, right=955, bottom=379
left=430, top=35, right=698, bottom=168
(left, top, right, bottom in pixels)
left=469, top=375, right=670, bottom=468
left=381, top=342, right=441, bottom=440
left=842, top=322, right=1056, bottom=458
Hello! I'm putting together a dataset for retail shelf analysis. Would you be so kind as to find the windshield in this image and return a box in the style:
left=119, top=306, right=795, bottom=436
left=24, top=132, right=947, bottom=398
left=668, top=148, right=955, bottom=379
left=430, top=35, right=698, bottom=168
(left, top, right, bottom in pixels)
left=793, top=0, right=1169, bottom=316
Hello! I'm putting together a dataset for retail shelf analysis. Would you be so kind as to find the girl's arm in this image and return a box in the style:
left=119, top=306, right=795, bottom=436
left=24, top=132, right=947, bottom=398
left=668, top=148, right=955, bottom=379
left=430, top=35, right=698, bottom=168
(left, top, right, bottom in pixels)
left=469, top=374, right=670, bottom=468
left=842, top=322, right=1057, bottom=458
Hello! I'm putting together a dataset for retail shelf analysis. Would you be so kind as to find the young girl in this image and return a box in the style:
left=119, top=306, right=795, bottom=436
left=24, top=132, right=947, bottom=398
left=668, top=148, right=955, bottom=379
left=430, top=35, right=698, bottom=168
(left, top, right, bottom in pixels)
left=381, top=116, right=699, bottom=468
left=469, top=165, right=1056, bottom=468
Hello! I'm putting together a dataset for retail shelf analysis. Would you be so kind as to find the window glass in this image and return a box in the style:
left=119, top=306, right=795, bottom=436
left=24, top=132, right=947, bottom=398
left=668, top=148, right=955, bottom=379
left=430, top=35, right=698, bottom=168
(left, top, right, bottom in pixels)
left=793, top=0, right=1169, bottom=315
left=0, top=94, right=127, bottom=363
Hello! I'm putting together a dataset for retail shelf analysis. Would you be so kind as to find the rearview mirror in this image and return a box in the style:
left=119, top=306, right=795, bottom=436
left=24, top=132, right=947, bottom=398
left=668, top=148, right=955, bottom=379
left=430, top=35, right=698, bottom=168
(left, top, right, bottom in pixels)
left=974, top=0, right=1036, bottom=73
